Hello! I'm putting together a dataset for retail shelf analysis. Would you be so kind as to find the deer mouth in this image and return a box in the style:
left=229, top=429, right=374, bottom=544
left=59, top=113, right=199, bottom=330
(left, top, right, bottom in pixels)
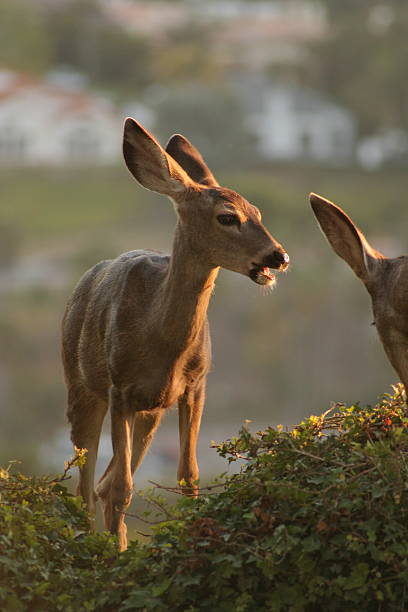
left=249, top=265, right=276, bottom=286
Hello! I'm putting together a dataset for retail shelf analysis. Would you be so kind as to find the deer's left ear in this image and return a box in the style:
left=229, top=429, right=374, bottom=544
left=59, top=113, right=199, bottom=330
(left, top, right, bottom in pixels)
left=123, top=118, right=195, bottom=197
left=310, top=193, right=384, bottom=282
left=165, top=134, right=219, bottom=187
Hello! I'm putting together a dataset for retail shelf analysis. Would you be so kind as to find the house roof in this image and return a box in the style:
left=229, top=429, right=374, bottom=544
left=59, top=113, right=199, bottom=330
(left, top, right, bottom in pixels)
left=0, top=69, right=115, bottom=119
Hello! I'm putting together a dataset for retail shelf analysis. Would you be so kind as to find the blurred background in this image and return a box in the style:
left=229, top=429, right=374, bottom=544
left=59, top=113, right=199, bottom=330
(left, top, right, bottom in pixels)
left=1, top=0, right=408, bottom=493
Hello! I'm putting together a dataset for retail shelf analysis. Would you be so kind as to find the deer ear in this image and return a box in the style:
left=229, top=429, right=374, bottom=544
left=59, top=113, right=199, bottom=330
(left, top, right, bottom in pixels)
left=310, top=193, right=383, bottom=282
left=123, top=118, right=194, bottom=196
left=165, top=134, right=219, bottom=187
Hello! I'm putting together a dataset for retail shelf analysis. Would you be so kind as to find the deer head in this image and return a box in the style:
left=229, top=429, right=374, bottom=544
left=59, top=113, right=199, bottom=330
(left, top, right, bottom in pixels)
left=310, top=192, right=408, bottom=392
left=123, top=118, right=289, bottom=286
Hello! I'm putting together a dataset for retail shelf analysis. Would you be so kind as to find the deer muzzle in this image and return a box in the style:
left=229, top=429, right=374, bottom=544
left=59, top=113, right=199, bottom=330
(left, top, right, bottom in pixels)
left=249, top=250, right=290, bottom=286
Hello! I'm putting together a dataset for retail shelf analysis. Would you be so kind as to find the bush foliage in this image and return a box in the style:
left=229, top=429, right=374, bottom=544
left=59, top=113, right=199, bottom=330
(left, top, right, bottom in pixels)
left=2, top=387, right=408, bottom=611
left=0, top=453, right=117, bottom=612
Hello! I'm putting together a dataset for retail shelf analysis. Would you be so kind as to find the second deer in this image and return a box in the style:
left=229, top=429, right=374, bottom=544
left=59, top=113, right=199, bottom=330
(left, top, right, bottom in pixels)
left=310, top=192, right=408, bottom=393
left=62, top=118, right=289, bottom=550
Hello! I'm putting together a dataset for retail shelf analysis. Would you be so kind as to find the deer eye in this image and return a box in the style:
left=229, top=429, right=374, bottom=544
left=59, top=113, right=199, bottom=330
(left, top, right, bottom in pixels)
left=217, top=214, right=239, bottom=226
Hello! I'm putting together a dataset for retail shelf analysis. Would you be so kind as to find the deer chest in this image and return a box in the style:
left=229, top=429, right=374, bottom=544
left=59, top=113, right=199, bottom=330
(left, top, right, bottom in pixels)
left=109, top=345, right=210, bottom=412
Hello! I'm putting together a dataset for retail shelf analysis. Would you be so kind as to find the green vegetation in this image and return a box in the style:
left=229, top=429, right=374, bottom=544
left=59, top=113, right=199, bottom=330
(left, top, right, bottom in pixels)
left=0, top=453, right=117, bottom=612
left=0, top=0, right=216, bottom=99
left=306, top=1, right=408, bottom=135
left=0, top=0, right=153, bottom=94
left=0, top=0, right=52, bottom=76
left=2, top=387, right=408, bottom=610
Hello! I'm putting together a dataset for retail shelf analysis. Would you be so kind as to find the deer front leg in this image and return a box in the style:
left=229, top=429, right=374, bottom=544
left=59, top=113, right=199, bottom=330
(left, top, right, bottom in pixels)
left=178, top=383, right=205, bottom=496
left=131, top=410, right=164, bottom=474
left=102, top=386, right=134, bottom=552
left=98, top=409, right=164, bottom=499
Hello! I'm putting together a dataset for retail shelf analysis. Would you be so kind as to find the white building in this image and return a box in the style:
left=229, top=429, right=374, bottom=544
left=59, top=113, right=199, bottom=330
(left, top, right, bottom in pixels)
left=0, top=70, right=130, bottom=166
left=357, top=129, right=408, bottom=170
left=244, top=80, right=356, bottom=165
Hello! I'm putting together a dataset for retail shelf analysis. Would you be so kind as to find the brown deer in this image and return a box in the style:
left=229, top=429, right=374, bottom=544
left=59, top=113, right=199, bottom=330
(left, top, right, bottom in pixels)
left=310, top=192, right=408, bottom=393
left=62, top=118, right=289, bottom=550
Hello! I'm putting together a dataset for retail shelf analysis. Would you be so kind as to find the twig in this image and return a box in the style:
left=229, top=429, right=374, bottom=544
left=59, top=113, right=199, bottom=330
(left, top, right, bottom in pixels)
left=286, top=446, right=326, bottom=462
left=148, top=480, right=224, bottom=497
left=347, top=466, right=377, bottom=483
left=115, top=508, right=175, bottom=525
left=139, top=490, right=174, bottom=519
left=134, top=530, right=152, bottom=538
left=45, top=451, right=86, bottom=485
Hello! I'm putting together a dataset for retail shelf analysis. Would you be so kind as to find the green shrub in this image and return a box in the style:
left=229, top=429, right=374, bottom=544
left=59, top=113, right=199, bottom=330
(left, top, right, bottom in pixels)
left=104, top=386, right=408, bottom=611
left=2, top=387, right=408, bottom=611
left=0, top=454, right=117, bottom=612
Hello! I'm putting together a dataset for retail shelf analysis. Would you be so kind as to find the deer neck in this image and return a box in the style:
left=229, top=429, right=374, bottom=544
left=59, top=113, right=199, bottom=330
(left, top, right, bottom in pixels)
left=157, top=224, right=219, bottom=351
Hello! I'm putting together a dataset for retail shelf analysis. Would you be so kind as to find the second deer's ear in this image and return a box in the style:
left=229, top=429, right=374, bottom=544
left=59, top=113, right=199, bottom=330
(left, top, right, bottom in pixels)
left=310, top=193, right=383, bottom=282
left=165, top=134, right=219, bottom=187
left=123, top=118, right=195, bottom=196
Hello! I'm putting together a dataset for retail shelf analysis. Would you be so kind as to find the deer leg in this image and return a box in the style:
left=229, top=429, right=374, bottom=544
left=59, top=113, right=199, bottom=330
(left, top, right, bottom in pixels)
left=177, top=383, right=205, bottom=496
left=101, top=386, right=134, bottom=552
left=97, top=409, right=163, bottom=502
left=95, top=457, right=114, bottom=502
left=131, top=410, right=164, bottom=474
left=67, top=385, right=107, bottom=522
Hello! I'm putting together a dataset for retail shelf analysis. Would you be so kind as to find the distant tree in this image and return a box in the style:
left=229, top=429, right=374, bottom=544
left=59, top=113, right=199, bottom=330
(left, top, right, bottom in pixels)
left=0, top=0, right=52, bottom=74
left=42, top=0, right=153, bottom=94
left=0, top=224, right=20, bottom=269
left=151, top=22, right=221, bottom=85
left=305, top=1, right=408, bottom=135
left=152, top=84, right=259, bottom=169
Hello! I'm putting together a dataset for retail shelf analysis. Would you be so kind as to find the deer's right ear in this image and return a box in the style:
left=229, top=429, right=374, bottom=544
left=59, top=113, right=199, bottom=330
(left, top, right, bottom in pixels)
left=165, top=134, right=219, bottom=187
left=123, top=118, right=194, bottom=196
left=310, top=193, right=383, bottom=282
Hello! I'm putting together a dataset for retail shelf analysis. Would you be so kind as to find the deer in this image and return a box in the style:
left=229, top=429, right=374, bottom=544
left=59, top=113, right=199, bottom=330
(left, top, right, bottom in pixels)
left=62, top=118, right=290, bottom=551
left=310, top=192, right=408, bottom=393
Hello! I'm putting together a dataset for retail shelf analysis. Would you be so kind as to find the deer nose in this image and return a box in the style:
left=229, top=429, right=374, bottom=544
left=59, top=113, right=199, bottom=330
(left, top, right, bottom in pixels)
left=264, top=250, right=289, bottom=269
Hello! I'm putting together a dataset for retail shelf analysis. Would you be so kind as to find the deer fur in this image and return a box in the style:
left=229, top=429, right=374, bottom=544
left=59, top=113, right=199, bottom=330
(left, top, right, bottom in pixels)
left=62, top=118, right=289, bottom=550
left=310, top=192, right=408, bottom=393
